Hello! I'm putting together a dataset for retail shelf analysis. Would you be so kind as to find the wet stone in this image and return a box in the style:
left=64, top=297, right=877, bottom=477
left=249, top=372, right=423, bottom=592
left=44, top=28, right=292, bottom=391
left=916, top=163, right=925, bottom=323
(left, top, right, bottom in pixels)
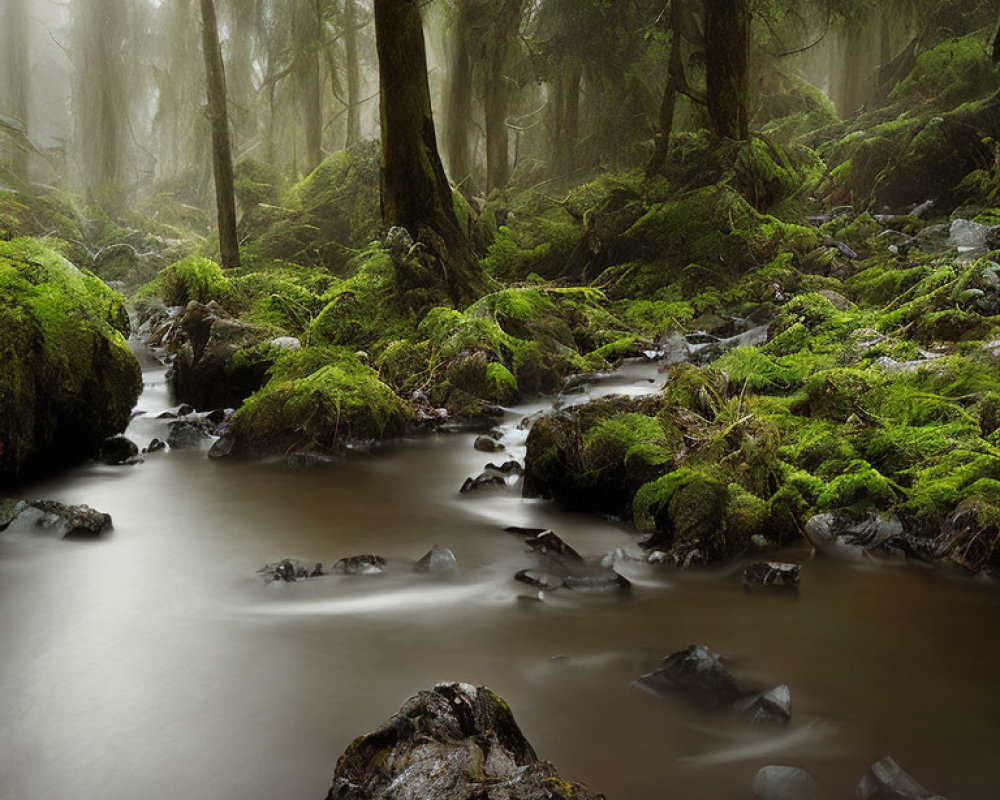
left=0, top=500, right=112, bottom=538
left=332, top=554, right=387, bottom=575
left=742, top=562, right=801, bottom=591
left=167, top=420, right=210, bottom=449
left=259, top=559, right=323, bottom=582
left=145, top=438, right=167, bottom=454
left=514, top=569, right=565, bottom=591
left=474, top=434, right=505, bottom=453
left=735, top=684, right=792, bottom=724
left=635, top=645, right=743, bottom=707
left=415, top=545, right=458, bottom=575
left=753, top=766, right=820, bottom=800
left=858, top=757, right=948, bottom=800
left=526, top=531, right=583, bottom=563
left=460, top=473, right=507, bottom=494
left=563, top=568, right=632, bottom=595
left=98, top=435, right=140, bottom=465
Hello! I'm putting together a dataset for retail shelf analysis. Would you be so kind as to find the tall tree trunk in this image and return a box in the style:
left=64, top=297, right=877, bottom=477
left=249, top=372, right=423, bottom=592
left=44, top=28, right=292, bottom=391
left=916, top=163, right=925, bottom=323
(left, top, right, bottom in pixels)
left=444, top=1, right=473, bottom=189
left=2, top=0, right=29, bottom=181
left=294, top=0, right=323, bottom=171
left=200, top=0, right=241, bottom=269
left=374, top=0, right=482, bottom=304
left=344, top=0, right=362, bottom=146
left=646, top=0, right=686, bottom=177
left=552, top=63, right=582, bottom=177
left=483, top=0, right=523, bottom=194
left=704, top=0, right=750, bottom=140
left=78, top=0, right=131, bottom=197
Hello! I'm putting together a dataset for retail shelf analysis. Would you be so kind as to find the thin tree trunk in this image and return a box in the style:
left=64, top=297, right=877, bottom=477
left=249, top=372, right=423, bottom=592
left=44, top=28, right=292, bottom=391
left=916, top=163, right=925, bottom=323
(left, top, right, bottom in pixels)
left=200, top=0, right=241, bottom=269
left=646, top=0, right=685, bottom=177
left=444, top=2, right=473, bottom=188
left=705, top=0, right=750, bottom=140
left=344, top=0, right=361, bottom=146
left=374, top=0, right=482, bottom=304
left=2, top=0, right=29, bottom=180
left=553, top=63, right=582, bottom=177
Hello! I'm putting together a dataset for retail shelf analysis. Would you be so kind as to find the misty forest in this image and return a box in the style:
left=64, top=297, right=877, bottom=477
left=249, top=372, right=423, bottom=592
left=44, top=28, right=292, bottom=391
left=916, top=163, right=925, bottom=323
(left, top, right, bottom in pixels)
left=4, top=0, right=1000, bottom=798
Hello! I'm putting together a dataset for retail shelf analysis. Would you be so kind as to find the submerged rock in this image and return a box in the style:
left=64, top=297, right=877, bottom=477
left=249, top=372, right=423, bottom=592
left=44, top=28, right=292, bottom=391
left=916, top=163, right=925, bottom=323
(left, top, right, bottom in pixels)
left=857, top=757, right=948, bottom=800
left=0, top=500, right=112, bottom=538
left=324, top=682, right=602, bottom=800
left=415, top=545, right=458, bottom=575
left=98, top=435, right=140, bottom=465
left=526, top=531, right=583, bottom=564
left=461, top=473, right=508, bottom=493
left=635, top=645, right=791, bottom=722
left=474, top=434, right=505, bottom=453
left=332, top=554, right=387, bottom=575
left=167, top=420, right=210, bottom=450
left=635, top=645, right=743, bottom=707
left=514, top=569, right=565, bottom=591
left=804, top=511, right=919, bottom=560
left=753, top=766, right=820, bottom=800
left=735, top=684, right=792, bottom=724
left=742, top=562, right=801, bottom=591
left=259, top=559, right=323, bottom=582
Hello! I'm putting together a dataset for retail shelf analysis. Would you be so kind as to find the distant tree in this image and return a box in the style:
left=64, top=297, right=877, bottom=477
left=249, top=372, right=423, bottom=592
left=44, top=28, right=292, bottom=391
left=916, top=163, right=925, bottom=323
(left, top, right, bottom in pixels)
left=200, top=0, right=241, bottom=268
left=1, top=0, right=30, bottom=181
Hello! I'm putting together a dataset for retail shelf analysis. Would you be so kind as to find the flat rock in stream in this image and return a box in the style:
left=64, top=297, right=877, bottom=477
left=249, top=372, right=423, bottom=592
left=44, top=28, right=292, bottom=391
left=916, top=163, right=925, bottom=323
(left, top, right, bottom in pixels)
left=324, top=682, right=602, bottom=800
left=461, top=473, right=507, bottom=493
left=858, top=757, right=948, bottom=800
left=0, top=500, right=112, bottom=538
left=514, top=568, right=565, bottom=591
left=735, top=684, right=792, bottom=724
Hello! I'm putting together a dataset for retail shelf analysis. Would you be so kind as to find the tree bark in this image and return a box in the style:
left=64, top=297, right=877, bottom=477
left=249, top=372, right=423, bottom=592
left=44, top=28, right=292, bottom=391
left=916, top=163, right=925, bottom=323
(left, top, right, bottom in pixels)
left=646, top=0, right=686, bottom=177
left=444, top=1, right=473, bottom=189
left=344, top=0, right=362, bottom=146
left=2, top=0, right=29, bottom=181
left=704, top=0, right=750, bottom=140
left=294, top=0, right=323, bottom=171
left=374, top=0, right=482, bottom=304
left=483, top=0, right=523, bottom=194
left=200, top=0, right=241, bottom=269
left=551, top=63, right=582, bottom=178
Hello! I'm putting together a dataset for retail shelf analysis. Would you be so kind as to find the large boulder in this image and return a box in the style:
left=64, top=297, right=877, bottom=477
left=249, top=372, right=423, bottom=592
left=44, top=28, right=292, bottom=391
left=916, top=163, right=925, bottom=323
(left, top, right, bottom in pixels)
left=0, top=237, right=141, bottom=483
left=324, top=683, right=601, bottom=800
left=0, top=499, right=112, bottom=538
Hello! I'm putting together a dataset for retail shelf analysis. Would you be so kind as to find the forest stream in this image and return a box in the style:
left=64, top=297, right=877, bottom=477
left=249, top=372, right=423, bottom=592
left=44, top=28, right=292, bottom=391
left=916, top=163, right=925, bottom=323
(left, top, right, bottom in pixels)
left=2, top=343, right=999, bottom=800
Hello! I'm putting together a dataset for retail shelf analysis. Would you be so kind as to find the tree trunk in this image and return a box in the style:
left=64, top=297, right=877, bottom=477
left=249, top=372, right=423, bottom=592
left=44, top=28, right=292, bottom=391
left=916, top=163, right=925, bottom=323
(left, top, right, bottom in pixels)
left=704, top=0, right=750, bottom=140
left=2, top=0, right=29, bottom=181
left=444, top=2, right=473, bottom=189
left=294, top=0, right=323, bottom=171
left=483, top=0, right=523, bottom=194
left=552, top=63, right=582, bottom=178
left=200, top=0, right=241, bottom=269
left=646, top=0, right=686, bottom=177
left=344, top=0, right=362, bottom=146
left=374, top=0, right=482, bottom=304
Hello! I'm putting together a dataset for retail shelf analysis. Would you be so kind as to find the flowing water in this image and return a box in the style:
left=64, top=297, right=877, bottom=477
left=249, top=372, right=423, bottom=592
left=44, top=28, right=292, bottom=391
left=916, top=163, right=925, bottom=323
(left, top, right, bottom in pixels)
left=2, top=345, right=1000, bottom=800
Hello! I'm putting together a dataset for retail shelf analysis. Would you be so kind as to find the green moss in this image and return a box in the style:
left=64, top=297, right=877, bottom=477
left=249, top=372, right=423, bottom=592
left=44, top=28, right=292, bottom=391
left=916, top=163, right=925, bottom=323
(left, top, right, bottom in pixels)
left=816, top=459, right=898, bottom=509
left=891, top=32, right=998, bottom=110
left=228, top=347, right=412, bottom=455
left=134, top=255, right=230, bottom=308
left=0, top=237, right=141, bottom=480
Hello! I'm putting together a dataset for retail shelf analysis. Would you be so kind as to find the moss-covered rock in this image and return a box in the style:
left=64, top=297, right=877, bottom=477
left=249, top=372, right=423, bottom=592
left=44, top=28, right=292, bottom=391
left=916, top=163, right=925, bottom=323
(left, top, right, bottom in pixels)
left=0, top=237, right=141, bottom=482
left=225, top=347, right=412, bottom=456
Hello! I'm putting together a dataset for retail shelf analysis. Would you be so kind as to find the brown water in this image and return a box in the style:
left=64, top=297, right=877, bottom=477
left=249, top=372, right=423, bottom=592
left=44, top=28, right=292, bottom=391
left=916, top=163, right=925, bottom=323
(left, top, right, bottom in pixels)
left=2, top=348, right=999, bottom=800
